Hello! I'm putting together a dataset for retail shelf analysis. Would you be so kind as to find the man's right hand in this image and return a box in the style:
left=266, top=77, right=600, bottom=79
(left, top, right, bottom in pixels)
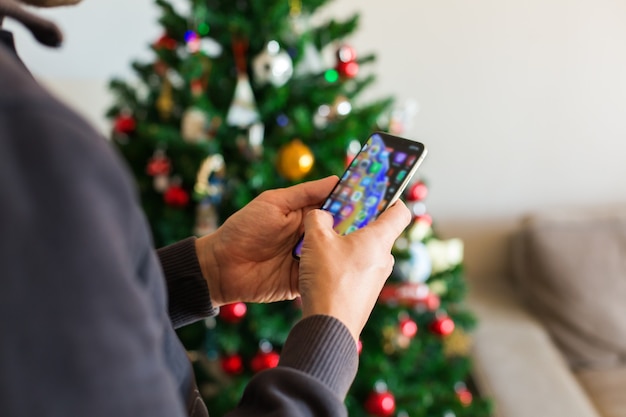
left=297, top=201, right=411, bottom=342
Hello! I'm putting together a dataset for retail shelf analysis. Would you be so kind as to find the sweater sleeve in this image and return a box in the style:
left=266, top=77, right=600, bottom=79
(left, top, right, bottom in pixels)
left=227, top=315, right=359, bottom=417
left=157, top=237, right=218, bottom=328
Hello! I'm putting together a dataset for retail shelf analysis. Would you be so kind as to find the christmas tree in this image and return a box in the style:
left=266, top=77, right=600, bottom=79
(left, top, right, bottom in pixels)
left=107, top=1, right=491, bottom=416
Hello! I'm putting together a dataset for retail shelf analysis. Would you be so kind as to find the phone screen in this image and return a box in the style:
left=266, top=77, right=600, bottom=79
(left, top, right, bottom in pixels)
left=293, top=132, right=427, bottom=259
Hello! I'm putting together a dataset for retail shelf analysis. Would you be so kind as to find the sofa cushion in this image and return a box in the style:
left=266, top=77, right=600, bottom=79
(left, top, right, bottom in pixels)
left=576, top=366, right=626, bottom=417
left=511, top=208, right=626, bottom=369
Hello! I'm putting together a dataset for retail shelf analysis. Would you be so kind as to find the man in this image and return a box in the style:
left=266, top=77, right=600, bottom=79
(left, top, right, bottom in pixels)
left=0, top=1, right=411, bottom=416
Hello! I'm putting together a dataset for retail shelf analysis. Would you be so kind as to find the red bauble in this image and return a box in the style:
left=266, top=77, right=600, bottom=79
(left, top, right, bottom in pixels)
left=163, top=185, right=190, bottom=208
left=251, top=350, right=280, bottom=373
left=113, top=114, right=136, bottom=135
left=154, top=34, right=177, bottom=50
left=457, top=388, right=473, bottom=406
left=146, top=156, right=171, bottom=177
left=364, top=391, right=396, bottom=417
left=336, top=60, right=359, bottom=78
left=407, top=181, right=428, bottom=202
left=430, top=315, right=455, bottom=336
left=399, top=317, right=418, bottom=339
left=219, top=302, right=247, bottom=323
left=221, top=354, right=244, bottom=375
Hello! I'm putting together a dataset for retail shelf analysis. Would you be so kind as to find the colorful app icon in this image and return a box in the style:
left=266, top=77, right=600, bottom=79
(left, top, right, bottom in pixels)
left=359, top=159, right=371, bottom=170
left=356, top=211, right=369, bottom=222
left=394, top=152, right=407, bottom=164
left=406, top=155, right=417, bottom=166
left=339, top=187, right=350, bottom=200
left=350, top=172, right=362, bottom=183
left=329, top=201, right=342, bottom=214
left=351, top=191, right=363, bottom=202
left=369, top=162, right=382, bottom=174
left=365, top=196, right=379, bottom=207
left=396, top=170, right=407, bottom=182
left=360, top=177, right=372, bottom=188
left=341, top=205, right=354, bottom=217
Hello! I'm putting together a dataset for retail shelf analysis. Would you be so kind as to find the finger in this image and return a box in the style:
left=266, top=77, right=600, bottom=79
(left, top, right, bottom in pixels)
left=361, top=200, right=411, bottom=246
left=280, top=176, right=338, bottom=211
left=303, top=209, right=335, bottom=234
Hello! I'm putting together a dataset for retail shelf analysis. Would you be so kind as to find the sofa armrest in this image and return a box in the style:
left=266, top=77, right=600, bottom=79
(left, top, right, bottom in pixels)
left=467, top=278, right=600, bottom=417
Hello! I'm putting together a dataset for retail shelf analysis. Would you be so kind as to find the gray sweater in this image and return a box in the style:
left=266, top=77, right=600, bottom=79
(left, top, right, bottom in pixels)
left=0, top=30, right=357, bottom=417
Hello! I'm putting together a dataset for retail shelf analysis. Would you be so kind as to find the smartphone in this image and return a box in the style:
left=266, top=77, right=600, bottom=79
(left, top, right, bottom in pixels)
left=292, top=132, right=427, bottom=259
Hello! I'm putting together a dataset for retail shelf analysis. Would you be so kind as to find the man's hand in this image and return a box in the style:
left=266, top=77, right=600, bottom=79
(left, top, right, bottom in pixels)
left=195, top=176, right=337, bottom=307
left=297, top=201, right=411, bottom=342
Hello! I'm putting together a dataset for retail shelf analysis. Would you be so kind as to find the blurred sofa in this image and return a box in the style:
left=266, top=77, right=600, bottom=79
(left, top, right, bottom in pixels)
left=467, top=207, right=626, bottom=417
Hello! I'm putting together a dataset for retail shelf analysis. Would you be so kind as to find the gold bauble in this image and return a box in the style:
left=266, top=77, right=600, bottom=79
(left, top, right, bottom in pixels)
left=276, top=139, right=314, bottom=180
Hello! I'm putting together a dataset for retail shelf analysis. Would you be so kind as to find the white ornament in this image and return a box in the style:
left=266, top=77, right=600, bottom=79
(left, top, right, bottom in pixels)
left=397, top=241, right=432, bottom=283
left=253, top=41, right=294, bottom=87
left=226, top=74, right=259, bottom=128
left=181, top=108, right=208, bottom=143
left=426, top=238, right=464, bottom=274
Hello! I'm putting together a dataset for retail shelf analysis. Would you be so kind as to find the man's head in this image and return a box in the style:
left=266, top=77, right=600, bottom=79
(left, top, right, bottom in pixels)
left=18, top=0, right=81, bottom=6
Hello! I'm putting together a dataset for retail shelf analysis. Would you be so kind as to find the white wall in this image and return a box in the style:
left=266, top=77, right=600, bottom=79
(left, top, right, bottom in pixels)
left=7, top=0, right=626, bottom=280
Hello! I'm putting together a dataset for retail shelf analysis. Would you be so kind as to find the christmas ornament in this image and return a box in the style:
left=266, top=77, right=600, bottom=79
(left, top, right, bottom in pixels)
left=407, top=181, right=428, bottom=202
left=153, top=175, right=169, bottom=193
left=313, top=104, right=332, bottom=129
left=430, top=315, right=455, bottom=337
left=426, top=238, right=464, bottom=274
left=379, top=282, right=429, bottom=307
left=444, top=329, right=472, bottom=357
left=331, top=95, right=352, bottom=118
left=399, top=316, right=418, bottom=339
left=113, top=113, right=136, bottom=135
left=199, top=37, right=222, bottom=58
left=250, top=350, right=280, bottom=373
left=227, top=38, right=259, bottom=128
left=164, top=183, right=190, bottom=208
left=455, top=382, right=473, bottom=406
left=408, top=216, right=433, bottom=242
left=365, top=387, right=396, bottom=417
left=184, top=30, right=201, bottom=53
left=156, top=78, right=174, bottom=120
left=335, top=44, right=359, bottom=78
left=154, top=33, right=177, bottom=50
left=276, top=139, right=314, bottom=180
left=253, top=41, right=294, bottom=87
left=146, top=149, right=171, bottom=177
left=194, top=154, right=225, bottom=203
left=236, top=122, right=264, bottom=160
left=221, top=353, right=244, bottom=375
left=397, top=241, right=432, bottom=283
left=181, top=108, right=208, bottom=143
left=219, top=302, right=247, bottom=323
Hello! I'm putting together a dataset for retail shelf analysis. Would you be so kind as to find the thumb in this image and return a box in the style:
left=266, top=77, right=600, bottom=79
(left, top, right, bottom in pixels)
left=303, top=209, right=335, bottom=235
left=361, top=200, right=412, bottom=246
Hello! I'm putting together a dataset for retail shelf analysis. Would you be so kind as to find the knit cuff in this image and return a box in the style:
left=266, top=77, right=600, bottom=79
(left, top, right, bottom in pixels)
left=278, top=315, right=358, bottom=399
left=157, top=237, right=217, bottom=328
